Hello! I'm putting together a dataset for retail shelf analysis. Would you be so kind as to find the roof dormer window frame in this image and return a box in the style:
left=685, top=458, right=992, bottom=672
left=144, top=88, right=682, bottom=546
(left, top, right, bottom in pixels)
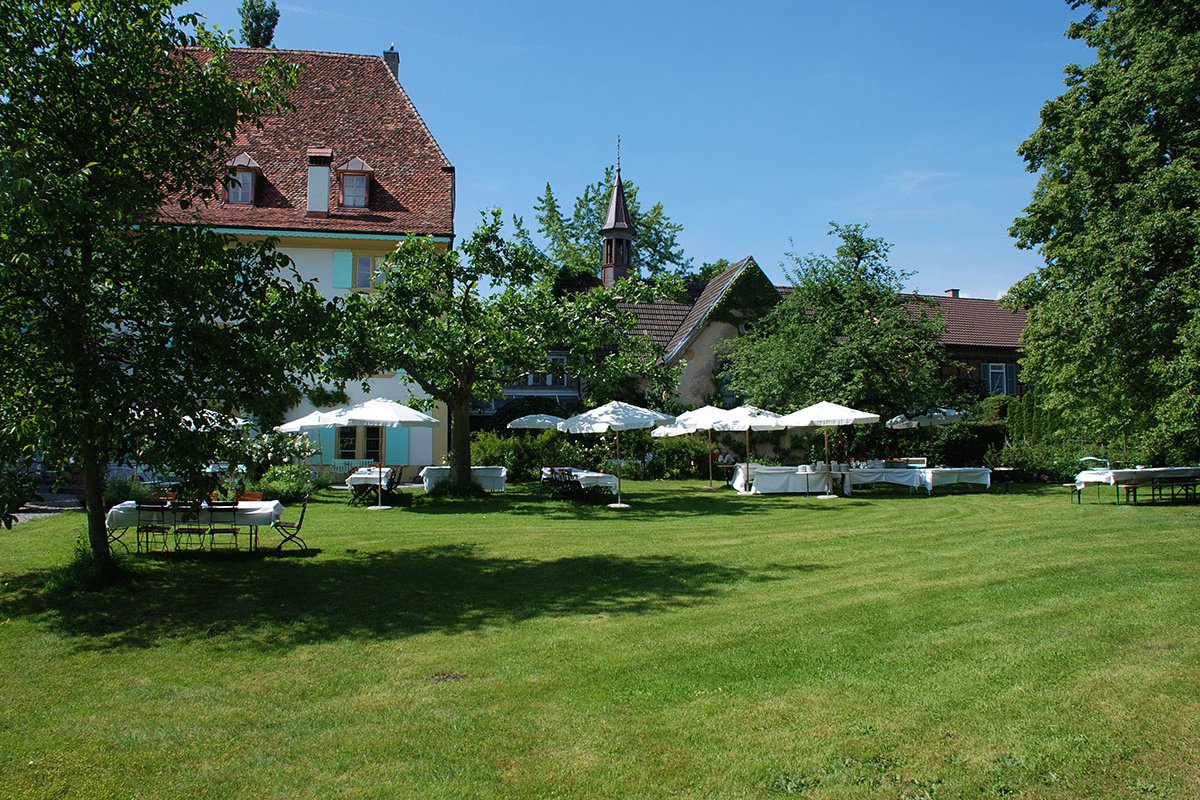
left=225, top=152, right=261, bottom=206
left=336, top=157, right=374, bottom=210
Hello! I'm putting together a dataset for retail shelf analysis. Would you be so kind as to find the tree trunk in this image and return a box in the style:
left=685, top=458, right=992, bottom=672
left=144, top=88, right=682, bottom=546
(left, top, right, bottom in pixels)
left=81, top=447, right=111, bottom=565
left=448, top=394, right=473, bottom=490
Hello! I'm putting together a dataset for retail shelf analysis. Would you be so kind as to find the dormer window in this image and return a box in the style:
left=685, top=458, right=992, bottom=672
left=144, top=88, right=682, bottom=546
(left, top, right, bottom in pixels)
left=225, top=152, right=261, bottom=206
left=337, top=157, right=374, bottom=209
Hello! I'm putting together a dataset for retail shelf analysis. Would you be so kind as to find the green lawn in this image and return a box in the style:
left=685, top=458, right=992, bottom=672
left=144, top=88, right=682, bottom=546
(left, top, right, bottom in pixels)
left=1, top=482, right=1198, bottom=799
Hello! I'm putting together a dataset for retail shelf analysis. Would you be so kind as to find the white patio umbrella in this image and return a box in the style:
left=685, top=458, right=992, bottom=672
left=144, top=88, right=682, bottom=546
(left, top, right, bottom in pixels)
left=651, top=405, right=732, bottom=489
left=275, top=397, right=439, bottom=510
left=557, top=401, right=675, bottom=508
left=507, top=413, right=566, bottom=479
left=774, top=401, right=880, bottom=498
left=884, top=407, right=965, bottom=429
left=711, top=406, right=785, bottom=490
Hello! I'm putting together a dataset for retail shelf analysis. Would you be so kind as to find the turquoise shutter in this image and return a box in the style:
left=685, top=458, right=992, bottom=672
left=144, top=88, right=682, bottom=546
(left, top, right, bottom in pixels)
left=385, top=427, right=410, bottom=466
left=332, top=250, right=353, bottom=289
left=1005, top=363, right=1018, bottom=396
left=308, top=428, right=336, bottom=466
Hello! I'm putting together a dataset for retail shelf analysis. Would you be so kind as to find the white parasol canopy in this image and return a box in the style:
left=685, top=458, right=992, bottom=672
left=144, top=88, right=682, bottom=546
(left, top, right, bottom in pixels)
left=557, top=401, right=674, bottom=507
left=775, top=401, right=880, bottom=428
left=507, top=413, right=566, bottom=430
left=885, top=407, right=965, bottom=429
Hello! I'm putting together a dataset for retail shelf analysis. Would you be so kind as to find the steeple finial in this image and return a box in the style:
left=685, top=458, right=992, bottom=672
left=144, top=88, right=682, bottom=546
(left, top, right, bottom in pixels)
left=616, top=134, right=621, bottom=172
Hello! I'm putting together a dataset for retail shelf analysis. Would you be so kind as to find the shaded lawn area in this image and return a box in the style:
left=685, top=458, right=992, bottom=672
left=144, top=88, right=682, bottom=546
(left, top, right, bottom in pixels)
left=0, top=481, right=1198, bottom=799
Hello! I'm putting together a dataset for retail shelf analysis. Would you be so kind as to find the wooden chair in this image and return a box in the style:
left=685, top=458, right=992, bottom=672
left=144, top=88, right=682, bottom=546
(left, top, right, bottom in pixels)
left=207, top=499, right=240, bottom=549
left=272, top=494, right=309, bottom=551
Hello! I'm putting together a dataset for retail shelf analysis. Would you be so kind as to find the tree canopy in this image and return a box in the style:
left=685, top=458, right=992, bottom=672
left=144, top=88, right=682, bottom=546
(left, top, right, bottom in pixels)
left=532, top=167, right=692, bottom=293
left=336, top=211, right=675, bottom=491
left=1007, top=0, right=1200, bottom=462
left=0, top=0, right=330, bottom=562
left=719, top=223, right=950, bottom=419
left=239, top=0, right=280, bottom=48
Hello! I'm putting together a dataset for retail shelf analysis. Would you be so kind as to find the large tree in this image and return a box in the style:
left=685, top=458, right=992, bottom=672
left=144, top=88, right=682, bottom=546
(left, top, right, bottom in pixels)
left=533, top=167, right=692, bottom=293
left=719, top=223, right=950, bottom=418
left=0, top=0, right=330, bottom=563
left=337, top=211, right=674, bottom=491
left=1008, top=0, right=1200, bottom=461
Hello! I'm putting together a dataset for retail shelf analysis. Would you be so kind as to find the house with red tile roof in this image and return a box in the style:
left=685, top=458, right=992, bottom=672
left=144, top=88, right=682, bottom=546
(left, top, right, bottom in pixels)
left=165, top=46, right=455, bottom=472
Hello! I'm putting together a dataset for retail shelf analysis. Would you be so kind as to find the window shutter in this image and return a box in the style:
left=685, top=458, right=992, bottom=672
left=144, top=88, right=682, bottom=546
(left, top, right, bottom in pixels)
left=385, top=427, right=410, bottom=465
left=332, top=250, right=353, bottom=288
left=1005, top=363, right=1018, bottom=396
left=979, top=362, right=990, bottom=390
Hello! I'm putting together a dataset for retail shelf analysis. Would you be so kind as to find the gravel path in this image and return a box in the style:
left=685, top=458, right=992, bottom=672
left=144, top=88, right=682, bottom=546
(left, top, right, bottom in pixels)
left=12, top=492, right=83, bottom=525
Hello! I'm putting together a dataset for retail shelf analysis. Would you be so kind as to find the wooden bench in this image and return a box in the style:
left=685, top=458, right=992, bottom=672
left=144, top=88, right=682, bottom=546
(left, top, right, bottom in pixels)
left=1122, top=477, right=1199, bottom=505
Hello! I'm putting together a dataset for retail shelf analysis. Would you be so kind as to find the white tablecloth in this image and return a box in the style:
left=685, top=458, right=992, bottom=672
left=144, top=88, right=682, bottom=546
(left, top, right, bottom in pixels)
left=420, top=465, right=507, bottom=492
left=541, top=467, right=619, bottom=493
left=346, top=467, right=392, bottom=488
left=732, top=464, right=837, bottom=495
left=920, top=467, right=991, bottom=493
left=106, top=499, right=284, bottom=529
left=843, top=467, right=927, bottom=495
left=1074, top=466, right=1200, bottom=490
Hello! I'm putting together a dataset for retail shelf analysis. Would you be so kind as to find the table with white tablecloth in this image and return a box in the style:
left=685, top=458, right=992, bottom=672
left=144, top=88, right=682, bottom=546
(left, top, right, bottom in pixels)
left=842, top=467, right=927, bottom=495
left=346, top=466, right=392, bottom=488
left=106, top=499, right=284, bottom=550
left=919, top=467, right=991, bottom=493
left=420, top=465, right=507, bottom=492
left=731, top=463, right=839, bottom=495
left=540, top=466, right=618, bottom=493
left=1074, top=466, right=1200, bottom=504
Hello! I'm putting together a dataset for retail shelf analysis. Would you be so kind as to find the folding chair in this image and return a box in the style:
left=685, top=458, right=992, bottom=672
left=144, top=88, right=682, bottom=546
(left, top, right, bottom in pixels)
left=172, top=498, right=208, bottom=550
left=208, top=499, right=240, bottom=549
left=273, top=494, right=309, bottom=551
left=135, top=499, right=172, bottom=553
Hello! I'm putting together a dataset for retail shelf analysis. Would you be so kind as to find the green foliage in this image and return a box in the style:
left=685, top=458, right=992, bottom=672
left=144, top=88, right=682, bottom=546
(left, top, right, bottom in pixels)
left=43, top=541, right=131, bottom=596
left=642, top=434, right=712, bottom=480
left=1008, top=1, right=1200, bottom=461
left=337, top=211, right=675, bottom=489
left=238, top=0, right=279, bottom=47
left=0, top=463, right=37, bottom=529
left=101, top=476, right=154, bottom=508
left=224, top=431, right=319, bottom=482
left=249, top=464, right=317, bottom=504
left=719, top=223, right=952, bottom=419
left=0, top=0, right=330, bottom=560
left=472, top=428, right=713, bottom=483
left=531, top=167, right=692, bottom=291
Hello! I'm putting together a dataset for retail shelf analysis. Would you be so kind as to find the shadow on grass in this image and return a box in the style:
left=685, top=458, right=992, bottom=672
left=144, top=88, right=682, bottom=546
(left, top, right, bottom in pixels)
left=0, top=544, right=749, bottom=652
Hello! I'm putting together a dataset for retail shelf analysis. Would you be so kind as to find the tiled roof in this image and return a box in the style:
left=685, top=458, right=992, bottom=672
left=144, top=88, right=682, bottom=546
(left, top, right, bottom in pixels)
left=663, top=256, right=760, bottom=362
left=622, top=300, right=692, bottom=350
left=160, top=48, right=454, bottom=238
left=911, top=295, right=1027, bottom=349
left=778, top=285, right=1027, bottom=349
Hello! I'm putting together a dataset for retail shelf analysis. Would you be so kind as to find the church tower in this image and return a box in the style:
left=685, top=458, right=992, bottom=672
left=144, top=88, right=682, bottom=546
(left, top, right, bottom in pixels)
left=600, top=161, right=635, bottom=289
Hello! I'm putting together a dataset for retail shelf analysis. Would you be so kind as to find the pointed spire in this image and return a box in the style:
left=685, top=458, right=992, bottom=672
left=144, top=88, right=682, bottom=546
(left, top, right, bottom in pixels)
left=601, top=165, right=635, bottom=235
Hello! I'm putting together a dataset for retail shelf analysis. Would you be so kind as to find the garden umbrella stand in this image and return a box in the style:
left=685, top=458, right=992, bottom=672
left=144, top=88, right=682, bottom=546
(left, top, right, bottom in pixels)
left=773, top=401, right=880, bottom=498
left=557, top=401, right=675, bottom=508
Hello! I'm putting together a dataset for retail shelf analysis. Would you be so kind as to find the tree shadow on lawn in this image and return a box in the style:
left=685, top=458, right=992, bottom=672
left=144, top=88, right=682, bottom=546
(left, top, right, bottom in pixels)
left=0, top=544, right=752, bottom=653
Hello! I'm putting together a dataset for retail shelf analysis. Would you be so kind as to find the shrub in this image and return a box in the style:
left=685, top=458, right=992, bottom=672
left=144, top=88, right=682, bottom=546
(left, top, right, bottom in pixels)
left=0, top=464, right=37, bottom=529
left=102, top=476, right=154, bottom=508
left=644, top=435, right=712, bottom=479
left=250, top=464, right=316, bottom=504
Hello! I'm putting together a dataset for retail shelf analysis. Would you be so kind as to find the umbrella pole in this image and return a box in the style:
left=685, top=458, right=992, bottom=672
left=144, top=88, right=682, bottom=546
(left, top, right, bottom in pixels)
left=707, top=429, right=714, bottom=488
left=819, top=426, right=838, bottom=499
left=607, top=430, right=629, bottom=509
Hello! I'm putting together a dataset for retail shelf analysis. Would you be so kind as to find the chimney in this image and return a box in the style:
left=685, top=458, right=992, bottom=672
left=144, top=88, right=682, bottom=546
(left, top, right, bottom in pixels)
left=944, top=288, right=960, bottom=298
left=383, top=45, right=399, bottom=80
left=306, top=147, right=332, bottom=217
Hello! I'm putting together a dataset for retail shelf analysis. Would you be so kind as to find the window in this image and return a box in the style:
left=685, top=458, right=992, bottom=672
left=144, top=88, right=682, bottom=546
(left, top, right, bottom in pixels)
left=337, top=427, right=357, bottom=459
left=355, top=256, right=383, bottom=290
left=364, top=426, right=382, bottom=463
left=984, top=362, right=1017, bottom=396
left=527, top=353, right=569, bottom=387
left=342, top=173, right=369, bottom=208
left=227, top=169, right=256, bottom=205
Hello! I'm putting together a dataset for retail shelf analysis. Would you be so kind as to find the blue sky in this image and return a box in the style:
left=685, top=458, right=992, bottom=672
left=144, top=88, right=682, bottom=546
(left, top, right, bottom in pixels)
left=184, top=1, right=1092, bottom=299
